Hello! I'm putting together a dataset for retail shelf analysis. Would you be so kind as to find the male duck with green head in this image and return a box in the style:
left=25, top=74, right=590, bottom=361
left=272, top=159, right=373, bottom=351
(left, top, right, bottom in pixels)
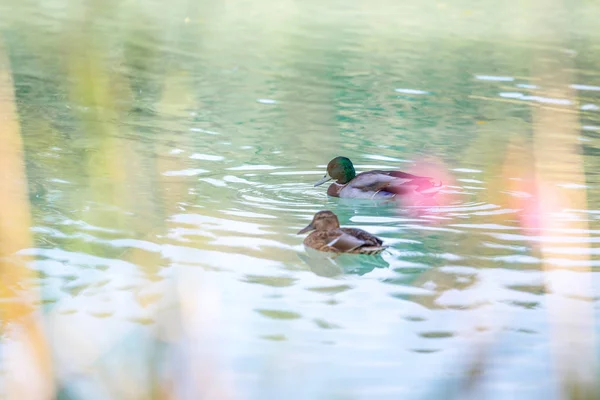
left=314, top=156, right=442, bottom=200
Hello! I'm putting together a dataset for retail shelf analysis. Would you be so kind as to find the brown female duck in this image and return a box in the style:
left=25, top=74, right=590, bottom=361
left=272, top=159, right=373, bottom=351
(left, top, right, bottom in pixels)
left=297, top=210, right=387, bottom=255
left=314, top=156, right=441, bottom=199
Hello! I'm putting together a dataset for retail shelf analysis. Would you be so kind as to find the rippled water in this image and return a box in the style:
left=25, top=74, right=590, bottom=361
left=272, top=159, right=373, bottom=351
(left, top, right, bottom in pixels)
left=1, top=0, right=600, bottom=399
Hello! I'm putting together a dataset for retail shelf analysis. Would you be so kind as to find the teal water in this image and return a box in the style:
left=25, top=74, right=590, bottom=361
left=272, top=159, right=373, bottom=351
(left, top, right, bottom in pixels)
left=1, top=0, right=600, bottom=399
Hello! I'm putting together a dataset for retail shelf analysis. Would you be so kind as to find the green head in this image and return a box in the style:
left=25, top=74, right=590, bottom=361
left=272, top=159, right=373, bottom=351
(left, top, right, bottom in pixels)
left=314, top=156, right=356, bottom=186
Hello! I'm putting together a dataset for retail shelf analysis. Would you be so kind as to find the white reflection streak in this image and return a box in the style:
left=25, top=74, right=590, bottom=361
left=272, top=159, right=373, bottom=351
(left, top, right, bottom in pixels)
left=171, top=267, right=235, bottom=400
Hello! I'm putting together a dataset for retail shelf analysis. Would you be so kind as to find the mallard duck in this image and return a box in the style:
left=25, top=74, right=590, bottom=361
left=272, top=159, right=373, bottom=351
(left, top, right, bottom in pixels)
left=297, top=210, right=387, bottom=255
left=314, top=156, right=441, bottom=199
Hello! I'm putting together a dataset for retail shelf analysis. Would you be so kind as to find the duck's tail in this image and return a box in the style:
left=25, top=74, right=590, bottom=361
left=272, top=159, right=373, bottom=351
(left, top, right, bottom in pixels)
left=417, top=178, right=443, bottom=197
left=355, top=245, right=388, bottom=255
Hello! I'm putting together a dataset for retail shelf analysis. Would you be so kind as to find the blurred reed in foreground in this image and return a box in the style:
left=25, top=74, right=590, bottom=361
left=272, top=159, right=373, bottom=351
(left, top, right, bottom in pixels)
left=0, top=39, right=55, bottom=399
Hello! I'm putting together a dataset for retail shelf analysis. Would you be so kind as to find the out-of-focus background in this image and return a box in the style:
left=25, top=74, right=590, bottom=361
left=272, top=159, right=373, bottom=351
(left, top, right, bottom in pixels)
left=0, top=0, right=599, bottom=399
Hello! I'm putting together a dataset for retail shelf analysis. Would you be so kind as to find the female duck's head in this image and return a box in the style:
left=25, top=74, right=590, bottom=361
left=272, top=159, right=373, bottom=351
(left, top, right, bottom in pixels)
left=297, top=210, right=340, bottom=234
left=314, top=156, right=356, bottom=186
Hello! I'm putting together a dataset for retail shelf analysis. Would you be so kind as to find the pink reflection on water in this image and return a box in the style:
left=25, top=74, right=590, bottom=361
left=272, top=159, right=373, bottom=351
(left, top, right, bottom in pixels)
left=393, top=157, right=457, bottom=218
left=505, top=174, right=542, bottom=233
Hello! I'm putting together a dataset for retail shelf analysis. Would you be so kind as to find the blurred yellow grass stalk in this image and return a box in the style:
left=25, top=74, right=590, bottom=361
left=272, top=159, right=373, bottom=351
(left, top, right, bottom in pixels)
left=527, top=1, right=599, bottom=398
left=532, top=51, right=599, bottom=399
left=0, top=40, right=55, bottom=398
left=56, top=17, right=233, bottom=395
left=59, top=22, right=170, bottom=398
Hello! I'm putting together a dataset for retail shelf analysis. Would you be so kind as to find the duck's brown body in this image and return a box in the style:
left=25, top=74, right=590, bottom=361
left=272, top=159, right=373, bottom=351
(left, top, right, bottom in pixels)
left=298, top=211, right=387, bottom=255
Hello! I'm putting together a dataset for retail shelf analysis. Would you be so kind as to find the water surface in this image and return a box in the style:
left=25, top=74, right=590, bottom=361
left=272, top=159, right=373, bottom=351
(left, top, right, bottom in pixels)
left=1, top=0, right=600, bottom=399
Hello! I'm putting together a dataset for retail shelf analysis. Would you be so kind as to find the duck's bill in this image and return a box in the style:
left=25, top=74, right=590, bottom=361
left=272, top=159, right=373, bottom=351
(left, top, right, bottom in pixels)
left=314, top=175, right=332, bottom=187
left=297, top=223, right=315, bottom=234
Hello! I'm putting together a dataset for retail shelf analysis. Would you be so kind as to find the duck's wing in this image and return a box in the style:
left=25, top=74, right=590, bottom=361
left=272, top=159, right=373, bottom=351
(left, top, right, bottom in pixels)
left=346, top=171, right=435, bottom=197
left=340, top=227, right=384, bottom=246
left=324, top=230, right=368, bottom=252
left=376, top=170, right=432, bottom=180
left=346, top=172, right=402, bottom=194
left=367, top=170, right=442, bottom=195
